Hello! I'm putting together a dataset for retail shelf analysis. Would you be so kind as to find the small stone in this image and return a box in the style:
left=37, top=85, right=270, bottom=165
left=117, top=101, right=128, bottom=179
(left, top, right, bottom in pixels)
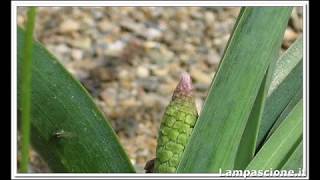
left=207, top=50, right=221, bottom=65
left=184, top=44, right=196, bottom=54
left=204, top=11, right=216, bottom=24
left=120, top=79, right=134, bottom=90
left=83, top=15, right=95, bottom=27
left=92, top=10, right=104, bottom=19
left=97, top=19, right=111, bottom=32
left=159, top=82, right=177, bottom=95
left=195, top=97, right=203, bottom=114
left=71, top=49, right=83, bottom=61
left=213, top=21, right=232, bottom=38
left=228, top=7, right=241, bottom=17
left=194, top=82, right=210, bottom=92
left=213, top=35, right=230, bottom=54
left=284, top=28, right=298, bottom=42
left=120, top=97, right=137, bottom=108
left=144, top=41, right=160, bottom=49
left=91, top=67, right=116, bottom=82
left=148, top=46, right=174, bottom=63
left=18, top=16, right=25, bottom=26
left=104, top=40, right=126, bottom=57
left=141, top=93, right=159, bottom=107
left=137, top=77, right=159, bottom=92
left=70, top=37, right=92, bottom=49
left=168, top=63, right=181, bottom=74
left=75, top=59, right=98, bottom=71
left=118, top=69, right=130, bottom=81
left=190, top=68, right=211, bottom=85
left=55, top=44, right=70, bottom=54
left=100, top=88, right=117, bottom=107
left=74, top=69, right=89, bottom=80
left=180, top=22, right=188, bottom=31
left=145, top=28, right=162, bottom=40
left=151, top=66, right=169, bottom=77
left=179, top=54, right=189, bottom=64
left=136, top=148, right=149, bottom=157
left=119, top=19, right=145, bottom=36
left=59, top=19, right=80, bottom=33
left=136, top=66, right=150, bottom=78
left=290, top=8, right=303, bottom=32
left=283, top=28, right=298, bottom=49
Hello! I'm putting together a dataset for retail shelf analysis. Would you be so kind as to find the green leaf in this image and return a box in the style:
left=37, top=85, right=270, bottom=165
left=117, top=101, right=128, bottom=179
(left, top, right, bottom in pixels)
left=177, top=7, right=292, bottom=172
left=257, top=36, right=303, bottom=148
left=246, top=99, right=303, bottom=170
left=20, top=7, right=37, bottom=173
left=265, top=86, right=302, bottom=141
left=281, top=140, right=303, bottom=173
left=17, top=27, right=135, bottom=173
left=234, top=69, right=269, bottom=170
left=234, top=36, right=303, bottom=170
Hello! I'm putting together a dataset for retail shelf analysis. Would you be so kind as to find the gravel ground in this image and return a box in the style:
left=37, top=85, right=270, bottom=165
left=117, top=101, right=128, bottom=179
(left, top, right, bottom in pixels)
left=17, top=7, right=303, bottom=173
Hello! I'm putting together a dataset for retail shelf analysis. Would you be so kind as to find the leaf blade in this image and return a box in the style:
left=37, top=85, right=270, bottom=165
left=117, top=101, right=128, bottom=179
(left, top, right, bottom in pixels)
left=17, top=27, right=135, bottom=173
left=281, top=140, right=303, bottom=173
left=234, top=36, right=303, bottom=170
left=257, top=36, right=303, bottom=148
left=246, top=99, right=303, bottom=170
left=177, top=7, right=293, bottom=172
left=234, top=70, right=269, bottom=170
left=20, top=7, right=37, bottom=173
left=265, top=86, right=303, bottom=141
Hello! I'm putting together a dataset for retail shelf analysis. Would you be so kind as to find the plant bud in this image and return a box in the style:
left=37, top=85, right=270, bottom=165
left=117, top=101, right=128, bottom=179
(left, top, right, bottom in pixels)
left=154, top=72, right=198, bottom=173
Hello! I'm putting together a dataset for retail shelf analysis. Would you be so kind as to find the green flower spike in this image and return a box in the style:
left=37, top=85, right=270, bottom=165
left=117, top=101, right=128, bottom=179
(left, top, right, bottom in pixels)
left=154, top=72, right=198, bottom=173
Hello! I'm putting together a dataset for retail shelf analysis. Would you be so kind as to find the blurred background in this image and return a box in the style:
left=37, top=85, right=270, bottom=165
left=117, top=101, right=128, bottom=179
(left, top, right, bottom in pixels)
left=17, top=7, right=303, bottom=172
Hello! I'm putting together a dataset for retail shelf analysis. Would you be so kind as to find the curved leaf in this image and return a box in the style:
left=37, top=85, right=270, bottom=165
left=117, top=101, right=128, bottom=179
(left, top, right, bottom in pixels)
left=235, top=36, right=303, bottom=170
left=257, top=36, right=303, bottom=148
left=17, top=27, right=135, bottom=173
left=177, top=7, right=293, bottom=172
left=246, top=99, right=303, bottom=170
left=281, top=140, right=303, bottom=173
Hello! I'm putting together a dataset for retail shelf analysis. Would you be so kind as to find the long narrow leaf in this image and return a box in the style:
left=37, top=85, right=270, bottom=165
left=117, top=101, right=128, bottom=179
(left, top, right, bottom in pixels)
left=257, top=36, right=303, bottom=148
left=177, top=7, right=292, bottom=172
left=235, top=36, right=303, bottom=169
left=234, top=69, right=269, bottom=170
left=20, top=7, right=37, bottom=173
left=246, top=99, right=303, bottom=170
left=281, top=140, right=303, bottom=173
left=17, top=27, right=135, bottom=172
left=265, top=86, right=302, bottom=141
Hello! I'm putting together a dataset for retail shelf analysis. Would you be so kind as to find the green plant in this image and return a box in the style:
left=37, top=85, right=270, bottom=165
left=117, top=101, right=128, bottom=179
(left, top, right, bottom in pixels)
left=20, top=7, right=37, bottom=173
left=154, top=73, right=198, bottom=173
left=17, top=7, right=303, bottom=174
